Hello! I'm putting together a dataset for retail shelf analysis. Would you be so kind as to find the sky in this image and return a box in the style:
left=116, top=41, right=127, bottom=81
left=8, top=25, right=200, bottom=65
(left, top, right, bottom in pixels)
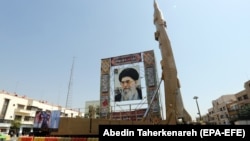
left=1, top=0, right=250, bottom=121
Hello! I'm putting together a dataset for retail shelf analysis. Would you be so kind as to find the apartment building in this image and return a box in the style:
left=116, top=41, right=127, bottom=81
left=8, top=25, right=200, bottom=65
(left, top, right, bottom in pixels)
left=204, top=80, right=250, bottom=125
left=209, top=94, right=237, bottom=124
left=0, top=90, right=84, bottom=135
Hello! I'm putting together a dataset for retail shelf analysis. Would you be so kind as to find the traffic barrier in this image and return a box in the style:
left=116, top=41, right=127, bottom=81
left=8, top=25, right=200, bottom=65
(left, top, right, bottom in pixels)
left=87, top=138, right=98, bottom=141
left=71, top=138, right=87, bottom=141
left=58, top=137, right=70, bottom=141
left=34, top=137, right=45, bottom=141
left=18, top=136, right=33, bottom=141
left=45, top=137, right=58, bottom=141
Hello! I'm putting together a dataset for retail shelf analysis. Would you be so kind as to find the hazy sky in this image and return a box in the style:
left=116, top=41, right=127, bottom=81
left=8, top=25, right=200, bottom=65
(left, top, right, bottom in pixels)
left=1, top=0, right=250, bottom=121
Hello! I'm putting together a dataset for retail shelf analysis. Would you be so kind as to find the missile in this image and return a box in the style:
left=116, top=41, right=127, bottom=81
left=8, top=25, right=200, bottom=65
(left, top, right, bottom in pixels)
left=154, top=0, right=176, bottom=71
left=153, top=0, right=191, bottom=124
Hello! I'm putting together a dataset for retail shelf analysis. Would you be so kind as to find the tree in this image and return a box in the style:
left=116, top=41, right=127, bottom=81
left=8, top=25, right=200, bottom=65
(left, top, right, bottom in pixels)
left=95, top=105, right=100, bottom=118
left=10, top=120, right=21, bottom=137
left=88, top=105, right=96, bottom=118
left=238, top=105, right=250, bottom=120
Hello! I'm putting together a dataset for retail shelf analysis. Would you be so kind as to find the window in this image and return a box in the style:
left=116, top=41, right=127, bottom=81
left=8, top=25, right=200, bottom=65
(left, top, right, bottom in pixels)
left=14, top=115, right=22, bottom=121
left=26, top=106, right=39, bottom=110
left=238, top=97, right=242, bottom=101
left=220, top=115, right=224, bottom=119
left=0, top=99, right=9, bottom=119
left=17, top=104, right=25, bottom=109
left=24, top=116, right=34, bottom=121
left=243, top=94, right=248, bottom=99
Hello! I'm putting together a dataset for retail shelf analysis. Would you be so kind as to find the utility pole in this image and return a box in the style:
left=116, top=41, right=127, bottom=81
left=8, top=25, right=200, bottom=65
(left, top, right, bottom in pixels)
left=193, top=96, right=202, bottom=121
left=66, top=57, right=75, bottom=108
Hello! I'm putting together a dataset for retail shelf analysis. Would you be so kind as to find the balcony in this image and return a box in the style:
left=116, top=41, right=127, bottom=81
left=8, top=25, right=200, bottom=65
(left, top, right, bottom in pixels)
left=21, top=120, right=34, bottom=125
left=14, top=109, right=33, bottom=116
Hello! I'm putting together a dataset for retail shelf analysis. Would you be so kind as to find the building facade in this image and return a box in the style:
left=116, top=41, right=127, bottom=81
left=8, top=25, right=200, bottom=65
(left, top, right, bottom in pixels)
left=202, top=80, right=250, bottom=125
left=0, top=90, right=83, bottom=135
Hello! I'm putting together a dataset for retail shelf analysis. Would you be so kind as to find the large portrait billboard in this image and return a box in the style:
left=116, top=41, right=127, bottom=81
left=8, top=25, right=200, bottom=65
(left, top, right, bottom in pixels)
left=114, top=66, right=142, bottom=102
left=100, top=50, right=161, bottom=120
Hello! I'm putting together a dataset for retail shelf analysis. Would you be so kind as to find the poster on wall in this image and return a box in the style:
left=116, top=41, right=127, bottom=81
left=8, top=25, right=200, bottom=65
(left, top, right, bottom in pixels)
left=49, top=110, right=61, bottom=129
left=114, top=66, right=142, bottom=102
left=33, top=110, right=51, bottom=129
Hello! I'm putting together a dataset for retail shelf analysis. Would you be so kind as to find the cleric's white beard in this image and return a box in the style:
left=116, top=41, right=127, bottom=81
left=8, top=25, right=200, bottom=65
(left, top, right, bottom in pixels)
left=122, top=88, right=137, bottom=101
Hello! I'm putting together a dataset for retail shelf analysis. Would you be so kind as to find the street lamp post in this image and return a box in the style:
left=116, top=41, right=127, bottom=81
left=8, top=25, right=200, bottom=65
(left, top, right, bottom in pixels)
left=193, top=96, right=202, bottom=121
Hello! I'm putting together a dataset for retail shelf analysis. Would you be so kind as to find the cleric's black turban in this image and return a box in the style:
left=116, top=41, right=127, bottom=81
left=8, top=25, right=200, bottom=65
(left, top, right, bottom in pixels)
left=119, top=68, right=139, bottom=82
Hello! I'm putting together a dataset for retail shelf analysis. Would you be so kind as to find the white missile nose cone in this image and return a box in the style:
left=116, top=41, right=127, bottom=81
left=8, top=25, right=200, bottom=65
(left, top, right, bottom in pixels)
left=154, top=0, right=158, bottom=9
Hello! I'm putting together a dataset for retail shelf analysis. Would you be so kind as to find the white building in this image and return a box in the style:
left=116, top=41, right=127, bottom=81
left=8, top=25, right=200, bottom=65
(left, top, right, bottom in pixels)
left=209, top=94, right=237, bottom=124
left=0, top=90, right=84, bottom=135
left=204, top=80, right=250, bottom=125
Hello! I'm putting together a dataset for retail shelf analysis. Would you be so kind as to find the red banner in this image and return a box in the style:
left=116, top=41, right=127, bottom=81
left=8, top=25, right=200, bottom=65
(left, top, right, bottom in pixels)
left=111, top=53, right=141, bottom=66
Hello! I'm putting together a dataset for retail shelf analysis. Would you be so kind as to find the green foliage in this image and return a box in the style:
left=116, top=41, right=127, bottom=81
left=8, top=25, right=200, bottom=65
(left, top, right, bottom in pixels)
left=96, top=105, right=100, bottom=115
left=238, top=105, right=250, bottom=120
left=10, top=120, right=21, bottom=129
